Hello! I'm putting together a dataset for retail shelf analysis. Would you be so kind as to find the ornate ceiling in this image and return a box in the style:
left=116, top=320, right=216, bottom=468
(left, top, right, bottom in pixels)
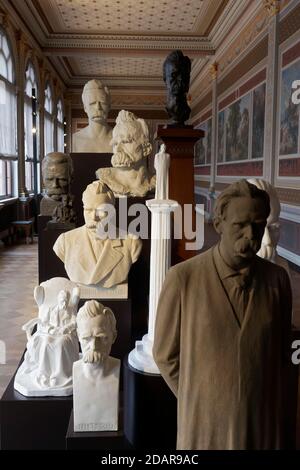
left=1, top=0, right=258, bottom=110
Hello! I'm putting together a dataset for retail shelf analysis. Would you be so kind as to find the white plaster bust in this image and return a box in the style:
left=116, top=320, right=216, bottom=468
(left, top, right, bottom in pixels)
left=14, top=277, right=80, bottom=397
left=73, top=300, right=120, bottom=432
left=72, top=79, right=113, bottom=153
left=247, top=178, right=290, bottom=274
left=53, top=180, right=142, bottom=287
left=96, top=110, right=156, bottom=197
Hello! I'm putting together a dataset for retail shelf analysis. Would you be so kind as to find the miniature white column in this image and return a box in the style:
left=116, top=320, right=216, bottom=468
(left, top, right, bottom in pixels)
left=128, top=145, right=178, bottom=374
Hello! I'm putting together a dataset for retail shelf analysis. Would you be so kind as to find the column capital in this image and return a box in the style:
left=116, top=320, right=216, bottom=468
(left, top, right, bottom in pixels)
left=263, top=0, right=280, bottom=17
left=209, top=62, right=218, bottom=81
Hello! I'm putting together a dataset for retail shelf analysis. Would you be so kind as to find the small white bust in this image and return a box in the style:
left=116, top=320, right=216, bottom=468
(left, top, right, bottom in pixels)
left=14, top=278, right=80, bottom=397
left=96, top=110, right=156, bottom=197
left=247, top=178, right=290, bottom=274
left=53, top=180, right=142, bottom=287
left=72, top=79, right=113, bottom=153
left=73, top=300, right=120, bottom=432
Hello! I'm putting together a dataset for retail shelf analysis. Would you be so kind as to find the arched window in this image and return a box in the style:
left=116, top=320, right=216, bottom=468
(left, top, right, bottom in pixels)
left=44, top=82, right=54, bottom=155
left=57, top=98, right=64, bottom=152
left=24, top=61, right=39, bottom=193
left=0, top=28, right=16, bottom=199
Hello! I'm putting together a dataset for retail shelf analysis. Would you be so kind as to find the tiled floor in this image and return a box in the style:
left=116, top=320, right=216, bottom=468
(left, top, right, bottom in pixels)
left=0, top=239, right=38, bottom=398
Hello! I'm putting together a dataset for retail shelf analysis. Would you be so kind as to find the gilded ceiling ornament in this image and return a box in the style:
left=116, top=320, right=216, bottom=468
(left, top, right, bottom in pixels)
left=263, top=0, right=280, bottom=17
left=209, top=62, right=218, bottom=80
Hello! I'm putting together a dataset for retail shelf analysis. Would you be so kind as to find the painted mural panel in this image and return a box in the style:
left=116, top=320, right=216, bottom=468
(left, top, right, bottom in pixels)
left=225, top=93, right=250, bottom=161
left=252, top=83, right=266, bottom=159
left=194, top=120, right=212, bottom=165
left=279, top=59, right=300, bottom=156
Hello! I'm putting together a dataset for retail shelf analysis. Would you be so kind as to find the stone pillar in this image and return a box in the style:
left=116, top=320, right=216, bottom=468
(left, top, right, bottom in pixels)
left=64, top=96, right=72, bottom=153
left=208, top=62, right=218, bottom=221
left=16, top=32, right=28, bottom=197
left=263, top=0, right=280, bottom=183
left=128, top=199, right=178, bottom=374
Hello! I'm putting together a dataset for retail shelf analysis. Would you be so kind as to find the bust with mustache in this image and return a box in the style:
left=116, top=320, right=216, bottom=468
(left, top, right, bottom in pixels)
left=72, top=79, right=113, bottom=153
left=96, top=110, right=155, bottom=197
left=73, top=300, right=120, bottom=432
left=40, top=152, right=74, bottom=217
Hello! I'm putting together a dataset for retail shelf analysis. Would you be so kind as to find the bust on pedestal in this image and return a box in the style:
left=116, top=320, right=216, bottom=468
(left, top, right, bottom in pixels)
left=73, top=300, right=120, bottom=432
left=72, top=80, right=113, bottom=153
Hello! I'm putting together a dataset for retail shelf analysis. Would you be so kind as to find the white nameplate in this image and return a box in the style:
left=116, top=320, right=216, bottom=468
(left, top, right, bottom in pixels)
left=78, top=282, right=128, bottom=299
left=75, top=423, right=118, bottom=432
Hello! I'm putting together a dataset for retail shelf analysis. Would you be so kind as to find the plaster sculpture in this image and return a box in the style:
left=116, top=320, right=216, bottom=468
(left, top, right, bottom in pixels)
left=40, top=152, right=74, bottom=219
left=72, top=79, right=113, bottom=153
left=247, top=178, right=290, bottom=274
left=96, top=110, right=155, bottom=197
left=129, top=144, right=178, bottom=373
left=53, top=180, right=142, bottom=288
left=14, top=278, right=80, bottom=397
left=153, top=180, right=292, bottom=449
left=73, top=300, right=120, bottom=432
left=163, top=50, right=191, bottom=125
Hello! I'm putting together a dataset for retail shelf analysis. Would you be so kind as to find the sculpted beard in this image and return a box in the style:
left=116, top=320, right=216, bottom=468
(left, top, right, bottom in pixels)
left=111, top=151, right=132, bottom=168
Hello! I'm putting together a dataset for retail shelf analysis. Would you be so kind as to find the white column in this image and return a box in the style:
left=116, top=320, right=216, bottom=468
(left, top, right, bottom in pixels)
left=209, top=62, right=218, bottom=220
left=128, top=199, right=178, bottom=374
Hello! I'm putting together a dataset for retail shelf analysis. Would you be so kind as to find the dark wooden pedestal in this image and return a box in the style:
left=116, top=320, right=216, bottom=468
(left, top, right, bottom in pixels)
left=66, top=410, right=132, bottom=450
left=155, top=125, right=204, bottom=263
left=0, top=367, right=72, bottom=450
left=123, top=356, right=177, bottom=449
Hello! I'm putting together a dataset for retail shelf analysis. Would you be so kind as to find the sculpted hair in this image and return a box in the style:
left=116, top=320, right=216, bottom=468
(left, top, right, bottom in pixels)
left=82, top=180, right=115, bottom=206
left=247, top=178, right=281, bottom=222
left=114, top=110, right=149, bottom=142
left=82, top=79, right=111, bottom=108
left=42, top=152, right=73, bottom=177
left=213, top=179, right=270, bottom=225
left=77, top=300, right=117, bottom=343
left=163, top=50, right=191, bottom=83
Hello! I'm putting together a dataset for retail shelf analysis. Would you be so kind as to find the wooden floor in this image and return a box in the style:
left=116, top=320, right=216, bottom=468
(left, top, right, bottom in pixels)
left=0, top=228, right=299, bottom=448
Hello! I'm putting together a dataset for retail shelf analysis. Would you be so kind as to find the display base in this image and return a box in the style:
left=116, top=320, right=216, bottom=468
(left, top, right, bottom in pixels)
left=0, top=360, right=72, bottom=450
left=128, top=334, right=160, bottom=374
left=123, top=355, right=177, bottom=449
left=66, top=410, right=132, bottom=450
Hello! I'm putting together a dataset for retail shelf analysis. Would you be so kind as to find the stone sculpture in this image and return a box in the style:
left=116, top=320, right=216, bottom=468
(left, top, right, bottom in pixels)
left=53, top=180, right=142, bottom=288
left=153, top=179, right=292, bottom=450
left=247, top=178, right=289, bottom=274
left=96, top=110, right=155, bottom=197
left=73, top=300, right=120, bottom=432
left=72, top=79, right=112, bottom=153
left=14, top=277, right=80, bottom=396
left=163, top=50, right=191, bottom=125
left=40, top=152, right=74, bottom=219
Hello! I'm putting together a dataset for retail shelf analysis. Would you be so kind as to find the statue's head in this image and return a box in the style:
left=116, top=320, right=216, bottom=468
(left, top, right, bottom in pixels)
left=42, top=152, right=73, bottom=200
left=111, top=110, right=152, bottom=168
left=77, top=300, right=117, bottom=364
left=82, top=181, right=115, bottom=232
left=247, top=178, right=281, bottom=262
left=213, top=179, right=270, bottom=268
left=57, top=290, right=70, bottom=310
left=82, top=79, right=111, bottom=125
left=163, top=50, right=191, bottom=97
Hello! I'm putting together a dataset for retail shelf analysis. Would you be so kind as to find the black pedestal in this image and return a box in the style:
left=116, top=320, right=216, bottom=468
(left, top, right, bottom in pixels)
left=66, top=410, right=132, bottom=450
left=123, top=356, right=177, bottom=449
left=0, top=367, right=72, bottom=450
